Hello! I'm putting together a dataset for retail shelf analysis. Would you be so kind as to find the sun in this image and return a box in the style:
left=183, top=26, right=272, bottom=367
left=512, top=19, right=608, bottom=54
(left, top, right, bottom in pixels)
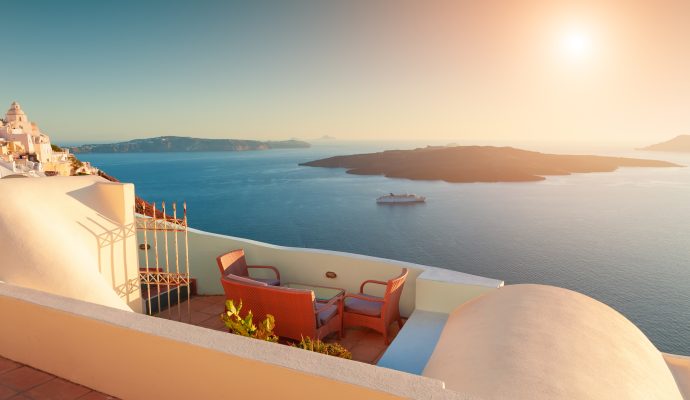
left=560, top=29, right=592, bottom=60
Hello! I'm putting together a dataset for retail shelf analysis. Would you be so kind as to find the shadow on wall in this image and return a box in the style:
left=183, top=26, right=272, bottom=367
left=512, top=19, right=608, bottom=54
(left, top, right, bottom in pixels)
left=77, top=217, right=139, bottom=305
left=67, top=184, right=127, bottom=223
left=68, top=185, right=141, bottom=312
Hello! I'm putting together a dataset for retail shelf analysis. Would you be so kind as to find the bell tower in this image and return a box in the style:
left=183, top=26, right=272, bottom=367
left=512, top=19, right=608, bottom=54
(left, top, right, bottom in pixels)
left=5, top=101, right=27, bottom=124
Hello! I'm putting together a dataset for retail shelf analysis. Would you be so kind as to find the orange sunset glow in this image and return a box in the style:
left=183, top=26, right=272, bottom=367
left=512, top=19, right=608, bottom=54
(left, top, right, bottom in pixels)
left=3, top=1, right=689, bottom=144
left=1, top=2, right=689, bottom=399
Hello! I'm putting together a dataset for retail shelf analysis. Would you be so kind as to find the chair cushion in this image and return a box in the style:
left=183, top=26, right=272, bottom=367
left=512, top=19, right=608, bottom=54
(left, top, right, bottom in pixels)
left=253, top=277, right=280, bottom=286
left=344, top=295, right=382, bottom=317
left=317, top=306, right=338, bottom=327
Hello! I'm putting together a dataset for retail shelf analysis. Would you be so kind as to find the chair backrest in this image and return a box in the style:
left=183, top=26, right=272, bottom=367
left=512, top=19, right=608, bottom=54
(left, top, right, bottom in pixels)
left=220, top=276, right=318, bottom=340
left=224, top=273, right=267, bottom=287
left=381, top=268, right=408, bottom=323
left=216, top=249, right=249, bottom=277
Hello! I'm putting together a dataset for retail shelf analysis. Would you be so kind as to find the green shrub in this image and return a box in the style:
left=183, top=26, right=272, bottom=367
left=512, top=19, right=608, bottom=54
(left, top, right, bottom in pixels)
left=221, top=300, right=278, bottom=342
left=69, top=155, right=83, bottom=173
left=291, top=336, right=352, bottom=359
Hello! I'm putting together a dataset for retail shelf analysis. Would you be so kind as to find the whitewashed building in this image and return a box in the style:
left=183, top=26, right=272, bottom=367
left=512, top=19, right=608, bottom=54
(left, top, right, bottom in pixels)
left=0, top=101, right=55, bottom=163
left=0, top=101, right=79, bottom=176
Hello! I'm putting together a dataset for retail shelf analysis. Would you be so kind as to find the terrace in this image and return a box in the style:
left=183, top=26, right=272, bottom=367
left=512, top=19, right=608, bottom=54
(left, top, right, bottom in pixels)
left=152, top=294, right=402, bottom=364
left=1, top=176, right=688, bottom=400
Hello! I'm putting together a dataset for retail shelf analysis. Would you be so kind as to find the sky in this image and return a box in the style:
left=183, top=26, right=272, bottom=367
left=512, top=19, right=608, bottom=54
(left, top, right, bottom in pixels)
left=2, top=0, right=689, bottom=144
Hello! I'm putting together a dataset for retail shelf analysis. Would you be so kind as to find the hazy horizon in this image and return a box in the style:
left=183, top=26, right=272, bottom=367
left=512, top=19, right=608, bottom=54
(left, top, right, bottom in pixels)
left=55, top=136, right=670, bottom=157
left=3, top=1, right=689, bottom=144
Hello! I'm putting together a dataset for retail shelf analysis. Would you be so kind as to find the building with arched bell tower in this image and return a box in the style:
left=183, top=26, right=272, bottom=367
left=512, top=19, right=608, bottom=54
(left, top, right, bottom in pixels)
left=0, top=101, right=54, bottom=163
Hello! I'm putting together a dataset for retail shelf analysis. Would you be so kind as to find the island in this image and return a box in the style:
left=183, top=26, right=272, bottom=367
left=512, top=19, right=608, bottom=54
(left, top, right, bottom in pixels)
left=639, top=135, right=690, bottom=152
left=300, top=146, right=681, bottom=183
left=69, top=136, right=310, bottom=153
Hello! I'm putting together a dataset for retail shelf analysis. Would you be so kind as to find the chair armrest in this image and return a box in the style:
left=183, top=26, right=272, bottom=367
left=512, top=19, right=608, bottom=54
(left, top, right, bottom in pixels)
left=247, top=265, right=280, bottom=280
left=344, top=293, right=384, bottom=303
left=360, top=279, right=387, bottom=294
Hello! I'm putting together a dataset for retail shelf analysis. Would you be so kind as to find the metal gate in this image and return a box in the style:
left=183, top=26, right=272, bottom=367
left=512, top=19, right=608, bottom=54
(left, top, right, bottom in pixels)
left=136, top=201, right=192, bottom=321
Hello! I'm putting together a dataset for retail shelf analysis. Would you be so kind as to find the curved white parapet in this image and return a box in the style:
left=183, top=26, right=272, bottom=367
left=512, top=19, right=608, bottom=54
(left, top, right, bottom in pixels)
left=423, top=284, right=686, bottom=400
left=171, top=228, right=503, bottom=317
left=0, top=282, right=457, bottom=400
left=0, top=176, right=140, bottom=312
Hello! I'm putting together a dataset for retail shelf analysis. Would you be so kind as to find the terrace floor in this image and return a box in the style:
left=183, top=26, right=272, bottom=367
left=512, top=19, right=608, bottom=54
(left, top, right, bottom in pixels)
left=0, top=357, right=117, bottom=400
left=153, top=295, right=401, bottom=364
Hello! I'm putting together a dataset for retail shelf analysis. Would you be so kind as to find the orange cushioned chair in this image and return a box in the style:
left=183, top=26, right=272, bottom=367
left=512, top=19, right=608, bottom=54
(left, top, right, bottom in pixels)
left=343, top=268, right=408, bottom=344
left=220, top=276, right=342, bottom=341
left=216, top=249, right=280, bottom=286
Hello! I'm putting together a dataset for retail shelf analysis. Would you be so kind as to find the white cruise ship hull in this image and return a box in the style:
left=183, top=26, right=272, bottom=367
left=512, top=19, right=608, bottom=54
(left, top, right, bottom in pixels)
left=377, top=195, right=426, bottom=204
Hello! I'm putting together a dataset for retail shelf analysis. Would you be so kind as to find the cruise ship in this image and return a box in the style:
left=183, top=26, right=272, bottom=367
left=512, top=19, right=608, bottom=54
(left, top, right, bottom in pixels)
left=377, top=193, right=426, bottom=204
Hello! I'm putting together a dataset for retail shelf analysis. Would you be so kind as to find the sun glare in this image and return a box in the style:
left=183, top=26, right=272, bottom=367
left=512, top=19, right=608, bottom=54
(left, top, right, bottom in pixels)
left=560, top=30, right=592, bottom=60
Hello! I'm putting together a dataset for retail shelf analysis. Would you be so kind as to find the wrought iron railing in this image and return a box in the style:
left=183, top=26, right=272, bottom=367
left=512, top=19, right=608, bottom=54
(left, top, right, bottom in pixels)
left=136, top=201, right=191, bottom=321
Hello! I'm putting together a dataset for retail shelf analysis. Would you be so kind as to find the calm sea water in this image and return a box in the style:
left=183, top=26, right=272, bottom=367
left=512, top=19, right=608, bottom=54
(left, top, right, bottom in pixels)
left=78, top=142, right=690, bottom=355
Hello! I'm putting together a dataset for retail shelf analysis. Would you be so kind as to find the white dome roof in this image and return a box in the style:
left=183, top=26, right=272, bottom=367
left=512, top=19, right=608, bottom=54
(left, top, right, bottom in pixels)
left=6, top=101, right=25, bottom=116
left=423, top=284, right=684, bottom=400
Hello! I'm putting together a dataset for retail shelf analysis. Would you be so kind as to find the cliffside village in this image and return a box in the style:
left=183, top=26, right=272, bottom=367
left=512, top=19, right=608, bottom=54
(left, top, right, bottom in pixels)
left=0, top=101, right=97, bottom=177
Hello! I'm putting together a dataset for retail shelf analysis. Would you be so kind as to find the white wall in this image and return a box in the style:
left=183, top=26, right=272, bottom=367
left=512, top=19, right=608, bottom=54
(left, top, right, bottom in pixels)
left=0, top=176, right=141, bottom=312
left=0, top=283, right=462, bottom=400
left=142, top=228, right=503, bottom=317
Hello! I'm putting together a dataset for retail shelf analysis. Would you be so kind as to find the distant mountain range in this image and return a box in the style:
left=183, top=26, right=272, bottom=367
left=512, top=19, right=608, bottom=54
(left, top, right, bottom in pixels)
left=301, top=146, right=681, bottom=183
left=69, top=136, right=310, bottom=153
left=639, top=135, right=690, bottom=152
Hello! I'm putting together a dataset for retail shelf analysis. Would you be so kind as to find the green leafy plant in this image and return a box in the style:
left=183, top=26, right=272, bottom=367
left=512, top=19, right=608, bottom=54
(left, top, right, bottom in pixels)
left=221, top=299, right=278, bottom=342
left=69, top=155, right=83, bottom=173
left=291, top=336, right=352, bottom=359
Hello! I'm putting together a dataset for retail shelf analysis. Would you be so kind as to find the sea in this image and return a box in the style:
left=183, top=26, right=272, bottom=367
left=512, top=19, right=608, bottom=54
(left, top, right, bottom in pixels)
left=77, top=141, right=690, bottom=355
